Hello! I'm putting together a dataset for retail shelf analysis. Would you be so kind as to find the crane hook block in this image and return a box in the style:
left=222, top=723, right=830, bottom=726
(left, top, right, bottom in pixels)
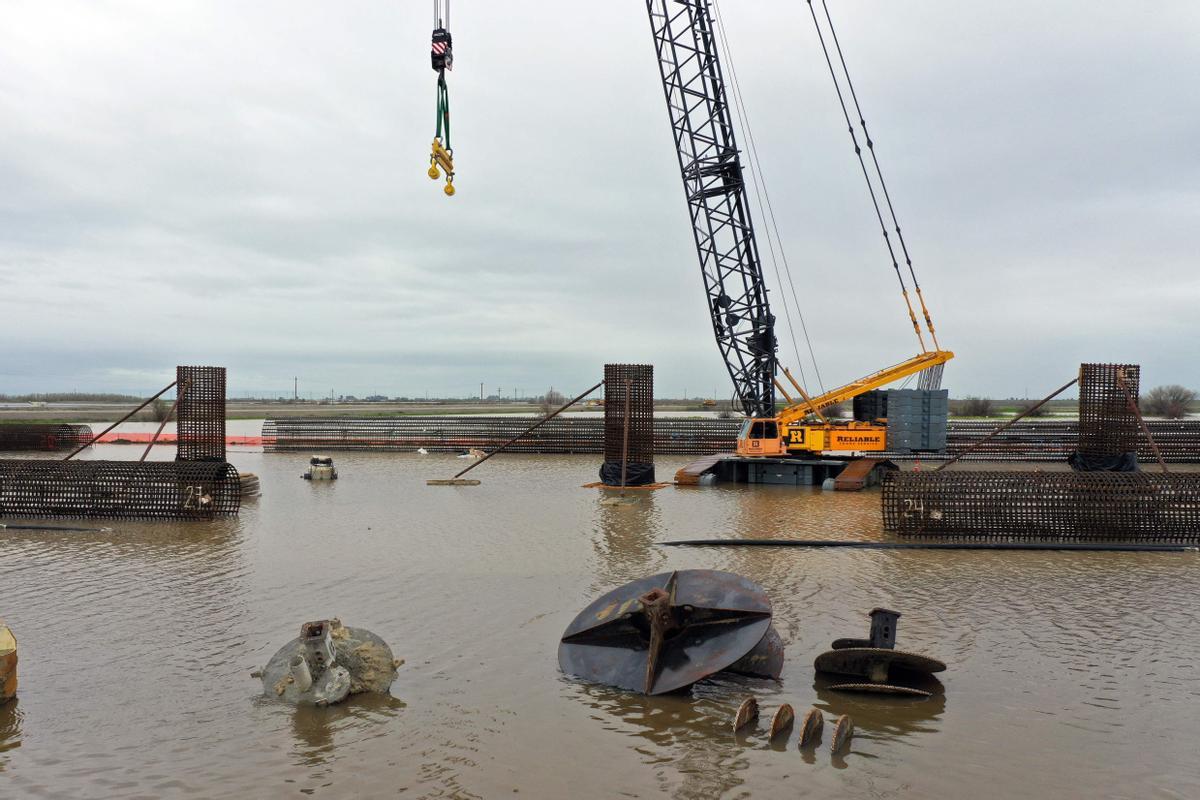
left=430, top=138, right=455, bottom=196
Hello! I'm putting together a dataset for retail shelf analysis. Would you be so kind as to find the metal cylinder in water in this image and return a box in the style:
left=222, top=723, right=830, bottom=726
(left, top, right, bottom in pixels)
left=289, top=655, right=313, bottom=692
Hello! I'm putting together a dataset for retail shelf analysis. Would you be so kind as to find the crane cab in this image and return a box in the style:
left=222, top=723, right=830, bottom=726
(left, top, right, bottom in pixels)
left=737, top=418, right=786, bottom=457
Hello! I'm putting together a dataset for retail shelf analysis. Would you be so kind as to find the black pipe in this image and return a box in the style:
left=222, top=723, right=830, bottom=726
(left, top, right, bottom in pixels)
left=1, top=523, right=113, bottom=532
left=659, top=539, right=1198, bottom=552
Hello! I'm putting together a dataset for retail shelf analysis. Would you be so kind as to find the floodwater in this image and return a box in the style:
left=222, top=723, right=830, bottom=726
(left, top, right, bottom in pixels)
left=1, top=444, right=1198, bottom=798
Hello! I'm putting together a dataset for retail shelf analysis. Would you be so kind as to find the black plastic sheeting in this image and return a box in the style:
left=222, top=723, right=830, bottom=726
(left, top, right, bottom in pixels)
left=1068, top=451, right=1140, bottom=472
left=599, top=461, right=656, bottom=487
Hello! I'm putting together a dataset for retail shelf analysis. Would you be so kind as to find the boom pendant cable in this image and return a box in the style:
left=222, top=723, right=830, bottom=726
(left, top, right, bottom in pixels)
left=804, top=0, right=928, bottom=354
left=819, top=0, right=941, bottom=355
left=712, top=0, right=825, bottom=395
left=428, top=0, right=456, bottom=196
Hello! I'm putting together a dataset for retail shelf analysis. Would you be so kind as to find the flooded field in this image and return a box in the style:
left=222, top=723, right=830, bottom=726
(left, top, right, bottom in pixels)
left=2, top=445, right=1198, bottom=798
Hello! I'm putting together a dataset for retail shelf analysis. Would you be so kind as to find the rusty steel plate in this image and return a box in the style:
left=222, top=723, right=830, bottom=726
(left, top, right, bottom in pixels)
left=828, top=682, right=933, bottom=698
left=733, top=696, right=759, bottom=733
left=728, top=623, right=784, bottom=679
left=831, top=637, right=871, bottom=650
left=798, top=707, right=824, bottom=748
left=815, top=648, right=946, bottom=682
left=768, top=703, right=794, bottom=740
left=830, top=714, right=854, bottom=754
left=559, top=570, right=773, bottom=695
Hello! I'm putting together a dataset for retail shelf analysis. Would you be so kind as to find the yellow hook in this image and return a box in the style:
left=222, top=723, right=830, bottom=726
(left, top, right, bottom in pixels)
left=428, top=163, right=440, bottom=180
left=444, top=181, right=456, bottom=197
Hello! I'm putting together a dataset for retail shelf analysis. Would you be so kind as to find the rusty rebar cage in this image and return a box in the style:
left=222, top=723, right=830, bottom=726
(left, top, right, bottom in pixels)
left=176, top=366, right=226, bottom=462
left=0, top=460, right=240, bottom=519
left=883, top=470, right=1200, bottom=541
left=1078, top=363, right=1140, bottom=457
left=602, top=364, right=655, bottom=485
left=0, top=424, right=94, bottom=452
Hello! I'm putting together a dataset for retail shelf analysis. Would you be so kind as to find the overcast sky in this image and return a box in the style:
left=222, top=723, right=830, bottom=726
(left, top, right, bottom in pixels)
left=1, top=1, right=1197, bottom=400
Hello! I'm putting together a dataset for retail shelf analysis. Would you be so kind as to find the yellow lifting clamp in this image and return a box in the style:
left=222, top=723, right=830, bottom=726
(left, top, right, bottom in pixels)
left=429, top=137, right=455, bottom=196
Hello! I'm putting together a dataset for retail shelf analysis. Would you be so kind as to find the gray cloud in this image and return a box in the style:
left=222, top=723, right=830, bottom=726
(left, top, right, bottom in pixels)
left=1, top=1, right=1197, bottom=399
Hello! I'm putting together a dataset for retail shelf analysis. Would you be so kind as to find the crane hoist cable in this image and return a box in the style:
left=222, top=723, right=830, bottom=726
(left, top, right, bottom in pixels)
left=712, top=0, right=826, bottom=395
left=428, top=0, right=455, bottom=196
left=818, top=0, right=941, bottom=354
left=803, top=0, right=929, bottom=354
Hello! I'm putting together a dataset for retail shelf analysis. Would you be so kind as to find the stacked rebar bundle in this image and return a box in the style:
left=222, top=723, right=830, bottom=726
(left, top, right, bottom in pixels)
left=176, top=366, right=227, bottom=462
left=601, top=364, right=655, bottom=485
left=260, top=417, right=1200, bottom=461
left=882, top=470, right=1200, bottom=541
left=0, top=459, right=240, bottom=519
left=0, top=424, right=94, bottom=452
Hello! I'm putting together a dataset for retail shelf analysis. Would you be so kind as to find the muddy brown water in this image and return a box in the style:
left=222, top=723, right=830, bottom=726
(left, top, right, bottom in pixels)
left=1, top=446, right=1198, bottom=798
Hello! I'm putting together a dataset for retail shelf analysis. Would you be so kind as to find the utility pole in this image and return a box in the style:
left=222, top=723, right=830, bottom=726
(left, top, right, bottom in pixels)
left=480, top=382, right=484, bottom=401
left=294, top=377, right=298, bottom=401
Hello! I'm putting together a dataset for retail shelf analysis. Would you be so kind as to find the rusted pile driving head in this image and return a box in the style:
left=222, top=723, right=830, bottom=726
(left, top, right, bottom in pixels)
left=559, top=570, right=783, bottom=695
left=815, top=608, right=945, bottom=697
left=257, top=619, right=402, bottom=706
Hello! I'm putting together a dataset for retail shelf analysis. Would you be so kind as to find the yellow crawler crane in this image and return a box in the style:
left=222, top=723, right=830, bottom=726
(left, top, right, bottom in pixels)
left=737, top=349, right=954, bottom=457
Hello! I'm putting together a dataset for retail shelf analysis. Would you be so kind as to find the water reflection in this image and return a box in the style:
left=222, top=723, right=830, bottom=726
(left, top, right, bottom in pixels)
left=0, top=698, right=22, bottom=769
left=567, top=680, right=748, bottom=799
left=589, top=489, right=666, bottom=588
left=812, top=673, right=946, bottom=743
left=284, top=694, right=407, bottom=767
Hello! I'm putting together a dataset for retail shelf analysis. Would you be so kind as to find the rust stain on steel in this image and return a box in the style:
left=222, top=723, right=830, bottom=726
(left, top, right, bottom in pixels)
left=733, top=696, right=759, bottom=733
left=830, top=714, right=854, bottom=754
left=815, top=647, right=946, bottom=683
left=798, top=708, right=824, bottom=749
left=883, top=470, right=1200, bottom=541
left=827, top=682, right=933, bottom=698
left=559, top=569, right=774, bottom=695
left=769, top=703, right=794, bottom=740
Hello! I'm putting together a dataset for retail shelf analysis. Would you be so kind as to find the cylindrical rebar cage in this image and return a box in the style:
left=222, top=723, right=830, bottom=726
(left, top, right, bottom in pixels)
left=601, top=364, right=655, bottom=486
left=882, top=470, right=1200, bottom=541
left=0, top=460, right=240, bottom=519
left=1076, top=363, right=1140, bottom=461
left=176, top=366, right=227, bottom=462
left=0, top=424, right=94, bottom=452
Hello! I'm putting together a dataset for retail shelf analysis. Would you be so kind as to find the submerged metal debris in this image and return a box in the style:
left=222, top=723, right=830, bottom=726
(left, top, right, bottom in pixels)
left=559, top=569, right=781, bottom=695
left=258, top=619, right=400, bottom=706
left=303, top=456, right=338, bottom=481
left=815, top=609, right=945, bottom=697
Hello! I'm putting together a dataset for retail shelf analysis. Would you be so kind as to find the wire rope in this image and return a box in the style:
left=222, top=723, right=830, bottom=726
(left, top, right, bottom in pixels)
left=712, top=0, right=826, bottom=394
left=803, top=0, right=927, bottom=352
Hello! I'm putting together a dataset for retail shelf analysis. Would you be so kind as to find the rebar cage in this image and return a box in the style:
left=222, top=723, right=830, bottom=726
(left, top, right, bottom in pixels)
left=0, top=460, right=240, bottom=519
left=0, top=424, right=94, bottom=452
left=176, top=366, right=226, bottom=462
left=602, top=364, right=655, bottom=484
left=883, top=470, right=1200, bottom=541
left=1078, top=363, right=1140, bottom=457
